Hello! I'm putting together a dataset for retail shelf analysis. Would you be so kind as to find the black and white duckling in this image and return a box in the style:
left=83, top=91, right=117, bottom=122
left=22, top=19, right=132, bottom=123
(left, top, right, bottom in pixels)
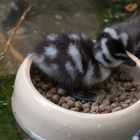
left=109, top=16, right=140, bottom=60
left=31, top=32, right=135, bottom=101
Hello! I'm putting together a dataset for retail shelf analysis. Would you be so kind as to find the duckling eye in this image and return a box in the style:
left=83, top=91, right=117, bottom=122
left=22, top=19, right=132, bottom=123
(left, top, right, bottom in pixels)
left=102, top=33, right=110, bottom=38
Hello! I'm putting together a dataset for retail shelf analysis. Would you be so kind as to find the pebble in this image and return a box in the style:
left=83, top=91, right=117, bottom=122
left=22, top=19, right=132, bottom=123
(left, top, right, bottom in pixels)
left=83, top=108, right=90, bottom=113
left=136, top=93, right=140, bottom=99
left=104, top=106, right=112, bottom=113
left=121, top=103, right=129, bottom=109
left=42, top=84, right=50, bottom=91
left=124, top=99, right=131, bottom=104
left=62, top=103, right=70, bottom=109
left=120, top=94, right=127, bottom=101
left=112, top=106, right=122, bottom=112
left=132, top=98, right=137, bottom=103
left=124, top=82, right=132, bottom=91
left=46, top=92, right=52, bottom=99
left=49, top=88, right=57, bottom=94
left=75, top=101, right=83, bottom=110
left=83, top=103, right=91, bottom=109
left=111, top=103, right=118, bottom=108
left=102, top=99, right=110, bottom=106
left=70, top=107, right=80, bottom=112
left=67, top=99, right=75, bottom=108
left=90, top=106, right=99, bottom=113
left=58, top=97, right=65, bottom=105
left=57, top=88, right=66, bottom=96
left=99, top=104, right=105, bottom=112
left=137, top=86, right=140, bottom=92
left=51, top=94, right=60, bottom=104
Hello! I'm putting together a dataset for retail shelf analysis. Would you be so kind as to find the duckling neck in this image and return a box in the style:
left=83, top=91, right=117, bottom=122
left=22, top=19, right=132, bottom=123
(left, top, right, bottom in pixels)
left=82, top=59, right=111, bottom=86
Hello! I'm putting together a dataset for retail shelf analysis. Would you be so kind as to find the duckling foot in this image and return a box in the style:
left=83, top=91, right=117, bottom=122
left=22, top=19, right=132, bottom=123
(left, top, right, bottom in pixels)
left=70, top=90, right=95, bottom=102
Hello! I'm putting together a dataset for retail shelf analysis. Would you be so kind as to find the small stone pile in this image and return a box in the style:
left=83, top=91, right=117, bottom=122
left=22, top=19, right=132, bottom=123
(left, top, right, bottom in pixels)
left=30, top=65, right=140, bottom=113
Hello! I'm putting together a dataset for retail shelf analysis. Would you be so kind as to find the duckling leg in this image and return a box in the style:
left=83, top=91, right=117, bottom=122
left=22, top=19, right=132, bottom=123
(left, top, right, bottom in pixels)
left=70, top=89, right=95, bottom=102
left=56, top=79, right=95, bottom=101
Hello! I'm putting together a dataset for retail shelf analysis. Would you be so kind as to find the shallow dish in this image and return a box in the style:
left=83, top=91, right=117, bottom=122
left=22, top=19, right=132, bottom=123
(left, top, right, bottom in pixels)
left=11, top=55, right=140, bottom=140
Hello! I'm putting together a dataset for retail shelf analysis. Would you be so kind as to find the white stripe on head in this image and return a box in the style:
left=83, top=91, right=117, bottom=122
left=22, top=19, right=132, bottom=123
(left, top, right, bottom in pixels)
left=104, top=28, right=119, bottom=39
left=101, top=38, right=123, bottom=66
left=65, top=61, right=76, bottom=79
left=68, top=43, right=83, bottom=73
left=95, top=38, right=123, bottom=67
left=44, top=45, right=58, bottom=59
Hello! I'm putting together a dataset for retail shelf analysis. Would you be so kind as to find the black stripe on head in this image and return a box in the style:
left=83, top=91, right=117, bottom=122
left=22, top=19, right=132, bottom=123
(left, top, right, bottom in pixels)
left=97, top=32, right=111, bottom=41
left=113, top=55, right=126, bottom=60
left=106, top=39, right=127, bottom=60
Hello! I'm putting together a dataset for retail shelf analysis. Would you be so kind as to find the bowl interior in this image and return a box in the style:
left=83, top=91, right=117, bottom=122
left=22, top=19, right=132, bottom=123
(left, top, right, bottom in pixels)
left=29, top=61, right=140, bottom=115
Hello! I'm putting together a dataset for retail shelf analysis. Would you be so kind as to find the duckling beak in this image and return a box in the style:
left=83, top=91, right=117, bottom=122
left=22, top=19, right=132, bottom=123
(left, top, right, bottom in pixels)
left=123, top=56, right=136, bottom=67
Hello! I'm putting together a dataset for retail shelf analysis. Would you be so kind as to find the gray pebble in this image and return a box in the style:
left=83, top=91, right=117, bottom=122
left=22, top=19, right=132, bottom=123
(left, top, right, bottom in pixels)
left=121, top=103, right=129, bottom=109
left=102, top=99, right=110, bottom=106
left=42, top=84, right=50, bottom=91
left=83, top=108, right=90, bottom=113
left=90, top=106, right=99, bottom=113
left=75, top=101, right=83, bottom=110
left=49, top=88, right=57, bottom=94
left=57, top=88, right=66, bottom=96
left=112, top=106, right=122, bottom=112
left=111, top=103, right=118, bottom=108
left=52, top=94, right=60, bottom=104
left=124, top=99, right=131, bottom=104
left=136, top=93, right=140, bottom=99
left=83, top=103, right=91, bottom=109
left=61, top=103, right=70, bottom=109
left=124, top=82, right=132, bottom=91
left=67, top=99, right=75, bottom=108
left=70, top=107, right=80, bottom=112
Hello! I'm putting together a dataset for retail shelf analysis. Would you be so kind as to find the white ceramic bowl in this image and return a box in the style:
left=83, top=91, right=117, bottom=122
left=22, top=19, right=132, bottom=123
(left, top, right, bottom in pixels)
left=11, top=55, right=140, bottom=140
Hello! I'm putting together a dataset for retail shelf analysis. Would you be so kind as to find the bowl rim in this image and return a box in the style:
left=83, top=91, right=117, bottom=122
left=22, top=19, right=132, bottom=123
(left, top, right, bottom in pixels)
left=25, top=55, right=140, bottom=118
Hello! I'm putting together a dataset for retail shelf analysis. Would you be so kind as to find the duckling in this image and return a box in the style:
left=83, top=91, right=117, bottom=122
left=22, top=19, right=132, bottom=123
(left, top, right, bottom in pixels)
left=110, top=16, right=140, bottom=59
left=31, top=32, right=135, bottom=101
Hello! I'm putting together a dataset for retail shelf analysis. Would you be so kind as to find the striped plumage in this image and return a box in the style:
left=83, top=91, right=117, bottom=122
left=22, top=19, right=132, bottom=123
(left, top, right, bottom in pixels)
left=112, top=16, right=140, bottom=58
left=31, top=32, right=134, bottom=100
